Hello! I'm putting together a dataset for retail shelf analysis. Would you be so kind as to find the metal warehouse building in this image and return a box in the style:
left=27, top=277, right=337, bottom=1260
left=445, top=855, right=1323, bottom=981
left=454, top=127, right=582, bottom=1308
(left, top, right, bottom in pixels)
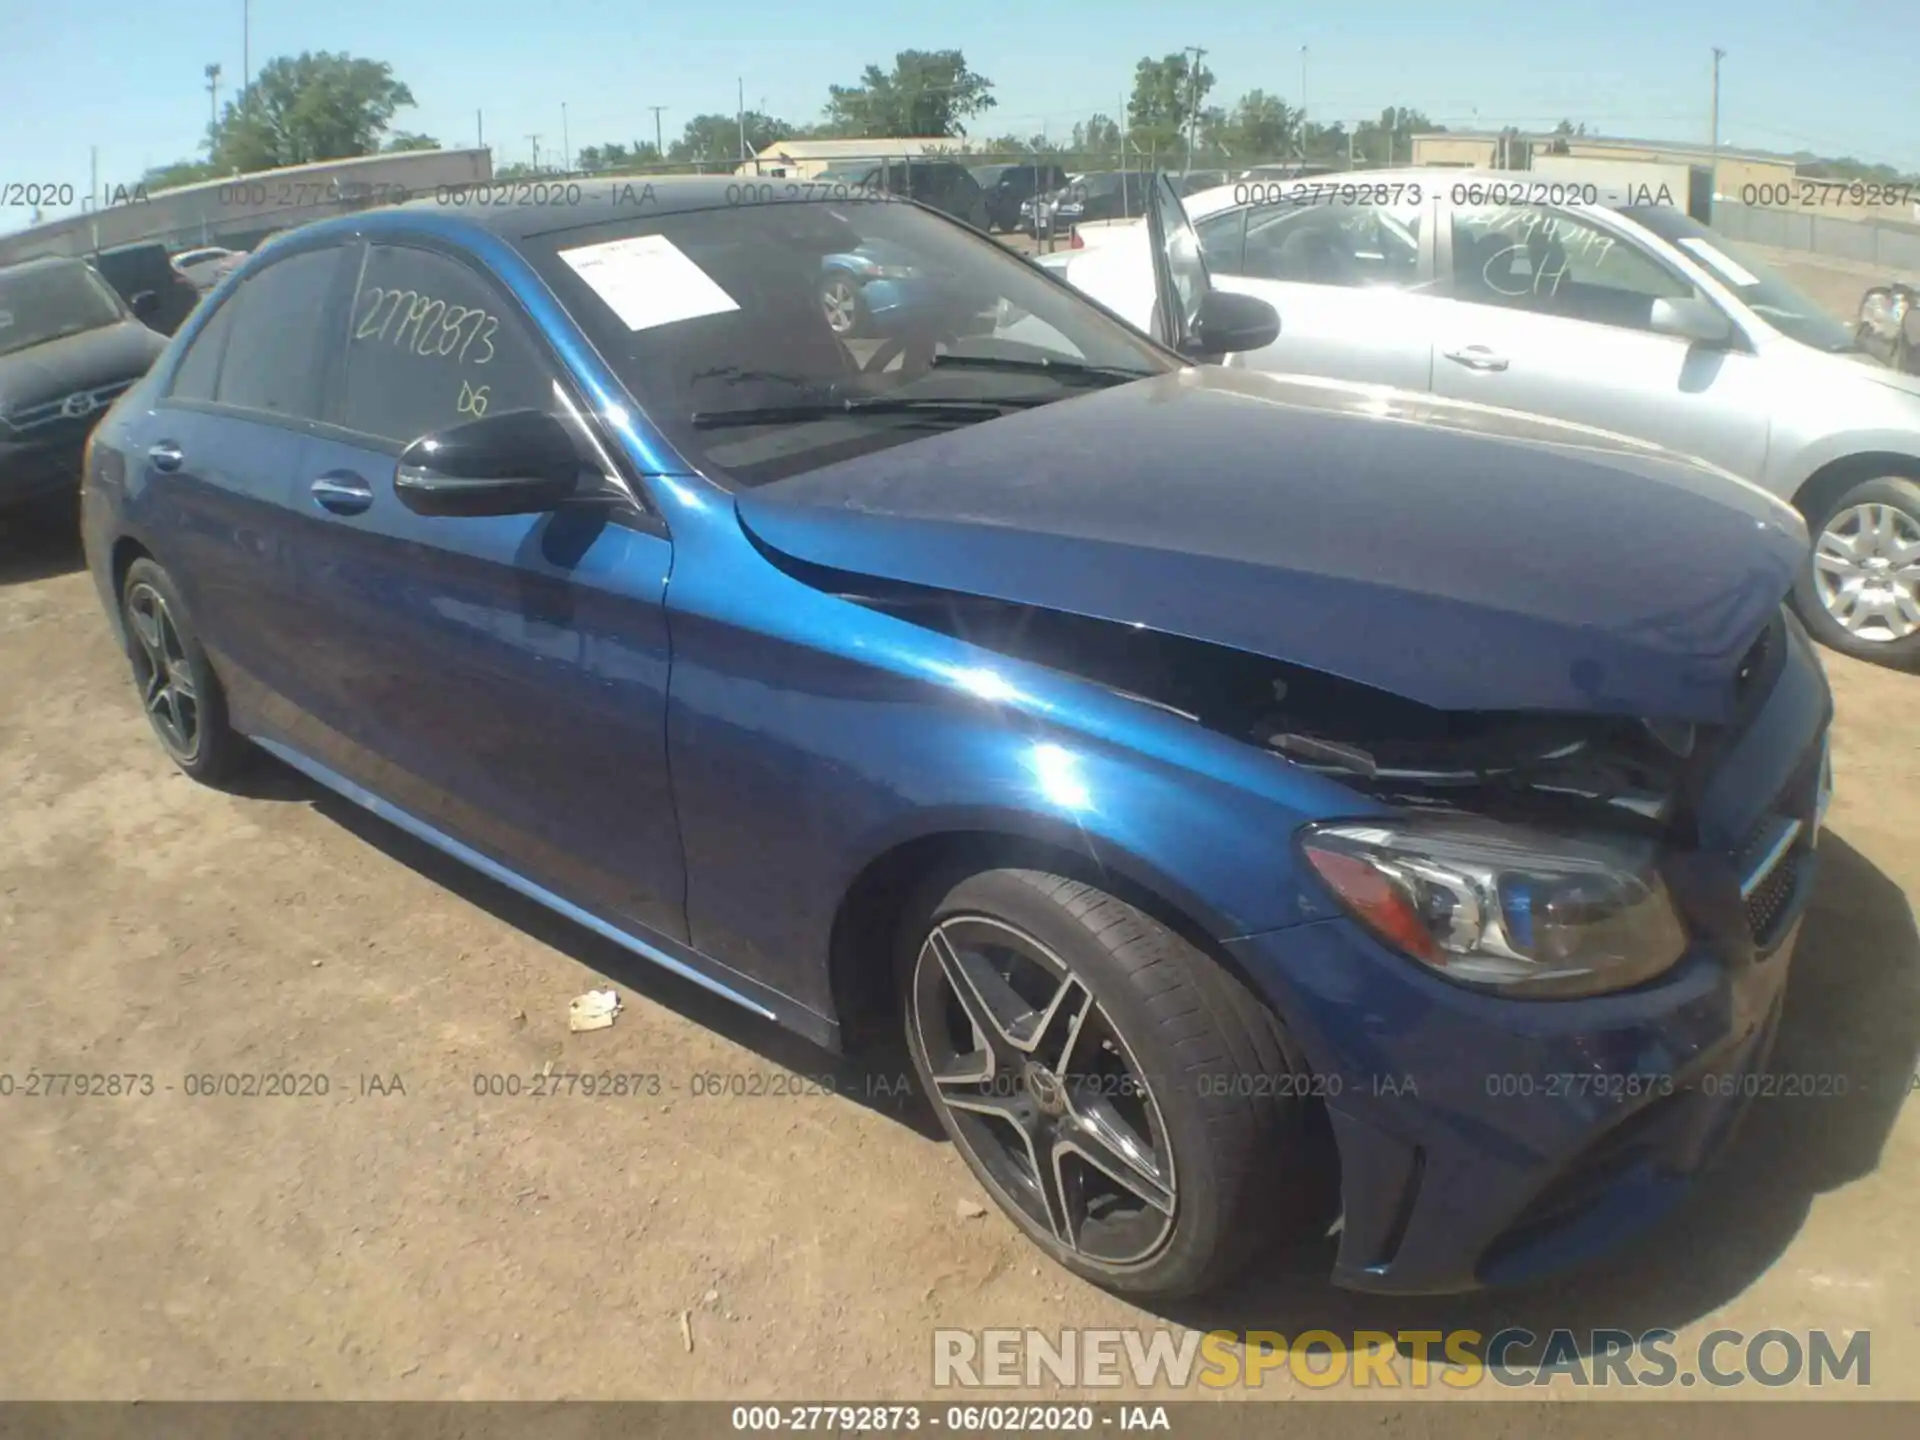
left=734, top=138, right=962, bottom=179
left=0, top=148, right=493, bottom=267
left=1408, top=130, right=1798, bottom=198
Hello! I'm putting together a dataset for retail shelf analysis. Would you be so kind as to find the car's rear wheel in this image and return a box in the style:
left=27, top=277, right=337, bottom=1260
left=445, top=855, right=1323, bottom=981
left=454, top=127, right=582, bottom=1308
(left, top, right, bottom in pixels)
left=900, top=866, right=1325, bottom=1298
left=1793, top=476, right=1920, bottom=667
left=819, top=274, right=867, bottom=339
left=120, top=557, right=247, bottom=783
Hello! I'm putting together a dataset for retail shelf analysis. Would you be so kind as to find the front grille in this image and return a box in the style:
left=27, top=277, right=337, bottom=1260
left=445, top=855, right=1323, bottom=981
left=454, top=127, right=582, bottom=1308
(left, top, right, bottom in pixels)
left=1743, top=843, right=1802, bottom=944
left=1, top=379, right=133, bottom=438
left=1731, top=735, right=1826, bottom=947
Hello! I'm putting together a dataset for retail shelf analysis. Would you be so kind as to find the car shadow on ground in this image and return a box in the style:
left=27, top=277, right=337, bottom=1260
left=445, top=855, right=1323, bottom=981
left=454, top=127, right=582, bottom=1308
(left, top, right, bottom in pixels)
left=1147, top=830, right=1920, bottom=1347
left=233, top=758, right=945, bottom=1140
left=0, top=508, right=84, bottom=586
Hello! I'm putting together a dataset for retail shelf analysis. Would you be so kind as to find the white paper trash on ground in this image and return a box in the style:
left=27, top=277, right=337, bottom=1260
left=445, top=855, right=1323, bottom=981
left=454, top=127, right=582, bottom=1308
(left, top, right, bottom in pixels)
left=569, top=988, right=623, bottom=1032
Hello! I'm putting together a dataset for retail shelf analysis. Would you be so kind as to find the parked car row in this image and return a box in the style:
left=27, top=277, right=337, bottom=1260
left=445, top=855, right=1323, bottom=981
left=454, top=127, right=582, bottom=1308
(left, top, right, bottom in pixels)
left=1036, top=169, right=1920, bottom=667
left=73, top=175, right=1837, bottom=1303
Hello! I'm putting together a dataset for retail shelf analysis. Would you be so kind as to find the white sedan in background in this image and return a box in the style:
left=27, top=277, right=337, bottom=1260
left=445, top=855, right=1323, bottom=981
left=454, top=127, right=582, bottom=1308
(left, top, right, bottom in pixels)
left=1036, top=169, right=1920, bottom=666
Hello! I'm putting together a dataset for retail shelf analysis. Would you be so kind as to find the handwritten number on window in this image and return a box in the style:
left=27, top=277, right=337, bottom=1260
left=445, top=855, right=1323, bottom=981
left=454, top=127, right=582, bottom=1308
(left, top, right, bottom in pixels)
left=457, top=379, right=490, bottom=418
left=352, top=286, right=497, bottom=365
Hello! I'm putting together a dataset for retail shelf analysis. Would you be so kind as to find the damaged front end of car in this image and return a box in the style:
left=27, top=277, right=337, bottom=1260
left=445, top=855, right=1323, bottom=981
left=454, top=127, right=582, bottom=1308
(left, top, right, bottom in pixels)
left=804, top=557, right=1808, bottom=998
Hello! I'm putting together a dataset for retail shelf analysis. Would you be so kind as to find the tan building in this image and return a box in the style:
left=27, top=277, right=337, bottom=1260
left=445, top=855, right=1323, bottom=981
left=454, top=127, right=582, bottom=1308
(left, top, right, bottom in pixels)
left=738, top=138, right=964, bottom=180
left=1408, top=133, right=1502, bottom=168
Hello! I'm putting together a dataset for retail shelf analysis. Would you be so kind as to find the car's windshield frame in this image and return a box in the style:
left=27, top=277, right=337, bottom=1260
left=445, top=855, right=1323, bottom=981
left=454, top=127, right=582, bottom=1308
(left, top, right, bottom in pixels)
left=0, top=260, right=129, bottom=357
left=515, top=194, right=1179, bottom=489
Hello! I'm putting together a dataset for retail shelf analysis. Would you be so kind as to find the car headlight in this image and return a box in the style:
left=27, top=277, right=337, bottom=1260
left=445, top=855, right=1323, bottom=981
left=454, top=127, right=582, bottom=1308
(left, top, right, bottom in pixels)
left=1298, top=815, right=1688, bottom=998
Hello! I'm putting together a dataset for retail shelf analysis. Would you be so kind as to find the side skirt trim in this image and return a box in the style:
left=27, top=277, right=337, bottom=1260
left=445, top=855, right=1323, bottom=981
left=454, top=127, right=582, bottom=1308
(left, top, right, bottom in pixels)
left=250, top=735, right=780, bottom=1023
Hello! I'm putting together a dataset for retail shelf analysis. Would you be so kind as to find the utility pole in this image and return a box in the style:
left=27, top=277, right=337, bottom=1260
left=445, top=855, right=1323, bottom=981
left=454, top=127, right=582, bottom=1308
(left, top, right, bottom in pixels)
left=1299, top=45, right=1309, bottom=160
left=649, top=106, right=668, bottom=159
left=1709, top=46, right=1726, bottom=198
left=1182, top=45, right=1207, bottom=175
left=241, top=1, right=250, bottom=100
left=205, top=63, right=221, bottom=135
left=738, top=77, right=747, bottom=163
left=561, top=104, right=571, bottom=173
left=476, top=109, right=484, bottom=150
left=527, top=134, right=542, bottom=172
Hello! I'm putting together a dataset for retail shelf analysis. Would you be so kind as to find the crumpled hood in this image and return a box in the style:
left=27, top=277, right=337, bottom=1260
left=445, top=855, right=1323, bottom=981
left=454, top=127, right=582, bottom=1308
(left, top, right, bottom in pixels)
left=734, top=367, right=1810, bottom=723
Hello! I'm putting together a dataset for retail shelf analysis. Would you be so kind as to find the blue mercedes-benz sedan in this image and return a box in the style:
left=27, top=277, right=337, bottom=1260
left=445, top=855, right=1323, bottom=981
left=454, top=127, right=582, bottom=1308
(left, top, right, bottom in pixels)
left=80, top=173, right=1832, bottom=1300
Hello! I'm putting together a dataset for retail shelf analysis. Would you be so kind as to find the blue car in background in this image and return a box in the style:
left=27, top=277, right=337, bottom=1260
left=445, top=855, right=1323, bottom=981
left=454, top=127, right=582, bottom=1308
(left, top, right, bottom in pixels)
left=817, top=238, right=940, bottom=339
left=80, top=175, right=1832, bottom=1300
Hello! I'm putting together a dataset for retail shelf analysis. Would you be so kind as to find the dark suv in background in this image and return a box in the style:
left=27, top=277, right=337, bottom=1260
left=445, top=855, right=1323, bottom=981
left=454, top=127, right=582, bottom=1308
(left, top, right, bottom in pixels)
left=0, top=256, right=167, bottom=516
left=969, top=161, right=1071, bottom=232
left=89, top=242, right=202, bottom=336
left=828, top=160, right=990, bottom=230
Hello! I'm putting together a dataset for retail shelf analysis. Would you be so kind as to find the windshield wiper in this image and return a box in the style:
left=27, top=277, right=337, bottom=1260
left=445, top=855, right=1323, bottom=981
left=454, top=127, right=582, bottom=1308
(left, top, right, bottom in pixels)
left=690, top=395, right=1053, bottom=429
left=928, top=354, right=1159, bottom=386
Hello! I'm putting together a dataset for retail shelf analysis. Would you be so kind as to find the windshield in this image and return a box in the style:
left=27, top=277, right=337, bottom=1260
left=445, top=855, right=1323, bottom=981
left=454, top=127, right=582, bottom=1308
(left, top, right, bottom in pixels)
left=1623, top=206, right=1862, bottom=353
left=0, top=262, right=126, bottom=356
left=521, top=196, right=1172, bottom=487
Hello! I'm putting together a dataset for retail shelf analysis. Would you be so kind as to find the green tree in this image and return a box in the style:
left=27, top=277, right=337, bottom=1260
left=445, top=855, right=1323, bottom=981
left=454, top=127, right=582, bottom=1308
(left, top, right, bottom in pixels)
left=822, top=50, right=996, bottom=138
left=1217, top=90, right=1295, bottom=163
left=382, top=131, right=440, bottom=152
left=668, top=111, right=793, bottom=165
left=1126, top=53, right=1215, bottom=163
left=211, top=52, right=418, bottom=171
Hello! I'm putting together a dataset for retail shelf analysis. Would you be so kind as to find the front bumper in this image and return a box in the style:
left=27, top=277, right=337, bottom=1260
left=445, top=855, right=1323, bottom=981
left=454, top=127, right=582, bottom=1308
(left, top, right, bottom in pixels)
left=0, top=434, right=87, bottom=508
left=1227, top=619, right=1833, bottom=1295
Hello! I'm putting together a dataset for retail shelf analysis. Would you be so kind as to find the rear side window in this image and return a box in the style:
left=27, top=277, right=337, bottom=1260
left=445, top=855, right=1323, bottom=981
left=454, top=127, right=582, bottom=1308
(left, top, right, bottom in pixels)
left=168, top=299, right=237, bottom=401
left=338, top=244, right=557, bottom=448
left=213, top=247, right=347, bottom=418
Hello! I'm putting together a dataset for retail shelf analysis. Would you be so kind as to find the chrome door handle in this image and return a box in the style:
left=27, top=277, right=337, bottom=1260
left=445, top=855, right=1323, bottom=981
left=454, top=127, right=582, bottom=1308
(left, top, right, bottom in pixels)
left=147, top=441, right=184, bottom=472
left=310, top=473, right=374, bottom=516
left=1443, top=346, right=1510, bottom=372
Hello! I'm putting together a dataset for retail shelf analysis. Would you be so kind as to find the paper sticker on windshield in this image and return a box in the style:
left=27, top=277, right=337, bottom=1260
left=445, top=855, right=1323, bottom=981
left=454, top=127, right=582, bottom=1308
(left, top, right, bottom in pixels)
left=557, top=234, right=740, bottom=332
left=1677, top=238, right=1760, bottom=288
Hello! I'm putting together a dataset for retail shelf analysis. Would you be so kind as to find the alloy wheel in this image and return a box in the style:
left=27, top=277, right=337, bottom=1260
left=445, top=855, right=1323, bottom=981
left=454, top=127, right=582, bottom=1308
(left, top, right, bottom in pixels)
left=821, top=278, right=860, bottom=336
left=126, top=582, right=200, bottom=759
left=1813, top=501, right=1920, bottom=643
left=911, top=914, right=1177, bottom=1266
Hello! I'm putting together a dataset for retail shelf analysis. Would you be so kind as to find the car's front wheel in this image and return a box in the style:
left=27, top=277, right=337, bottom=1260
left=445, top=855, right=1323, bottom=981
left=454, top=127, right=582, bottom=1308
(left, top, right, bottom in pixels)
left=1793, top=475, right=1920, bottom=667
left=819, top=274, right=867, bottom=339
left=120, top=557, right=248, bottom=783
left=900, top=866, right=1326, bottom=1298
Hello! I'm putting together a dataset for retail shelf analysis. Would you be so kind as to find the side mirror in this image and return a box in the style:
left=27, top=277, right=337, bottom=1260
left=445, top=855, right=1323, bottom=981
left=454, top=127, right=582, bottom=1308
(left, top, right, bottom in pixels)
left=129, top=290, right=160, bottom=319
left=394, top=409, right=583, bottom=518
left=1650, top=296, right=1734, bottom=347
left=1181, top=290, right=1280, bottom=360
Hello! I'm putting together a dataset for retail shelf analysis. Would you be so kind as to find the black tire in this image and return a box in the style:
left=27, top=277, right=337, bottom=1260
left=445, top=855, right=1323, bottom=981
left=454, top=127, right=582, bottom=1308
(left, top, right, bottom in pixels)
left=899, top=866, right=1326, bottom=1299
left=119, top=557, right=249, bottom=783
left=819, top=272, right=867, bottom=340
left=1792, top=475, right=1920, bottom=668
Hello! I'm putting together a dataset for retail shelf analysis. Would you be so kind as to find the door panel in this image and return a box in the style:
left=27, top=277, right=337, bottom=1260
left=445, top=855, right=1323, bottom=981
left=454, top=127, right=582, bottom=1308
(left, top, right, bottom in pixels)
left=134, top=244, right=351, bottom=724
left=278, top=239, right=688, bottom=941
left=285, top=431, right=686, bottom=940
left=1432, top=202, right=1773, bottom=477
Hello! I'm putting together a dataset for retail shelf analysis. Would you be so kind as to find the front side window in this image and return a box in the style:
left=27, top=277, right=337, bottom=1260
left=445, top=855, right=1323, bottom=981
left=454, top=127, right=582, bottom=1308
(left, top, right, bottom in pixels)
left=167, top=297, right=237, bottom=402
left=520, top=196, right=1172, bottom=488
left=1621, top=205, right=1859, bottom=353
left=1450, top=205, right=1698, bottom=333
left=1194, top=208, right=1248, bottom=274
left=1150, top=174, right=1209, bottom=336
left=1240, top=199, right=1424, bottom=289
left=0, top=262, right=125, bottom=356
left=338, top=244, right=559, bottom=448
left=210, top=246, right=346, bottom=418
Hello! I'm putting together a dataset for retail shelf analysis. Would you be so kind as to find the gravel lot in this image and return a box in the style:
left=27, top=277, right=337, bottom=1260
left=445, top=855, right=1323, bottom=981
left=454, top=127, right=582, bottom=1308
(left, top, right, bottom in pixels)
left=2, top=244, right=1918, bottom=1399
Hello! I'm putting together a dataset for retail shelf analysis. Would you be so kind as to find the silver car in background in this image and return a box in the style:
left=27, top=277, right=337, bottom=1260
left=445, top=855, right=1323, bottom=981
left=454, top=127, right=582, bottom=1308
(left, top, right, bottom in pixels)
left=1045, top=168, right=1920, bottom=666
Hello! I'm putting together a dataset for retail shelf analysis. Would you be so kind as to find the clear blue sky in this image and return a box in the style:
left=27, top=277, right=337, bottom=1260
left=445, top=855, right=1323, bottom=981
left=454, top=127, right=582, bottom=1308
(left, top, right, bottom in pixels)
left=0, top=0, right=1907, bottom=233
